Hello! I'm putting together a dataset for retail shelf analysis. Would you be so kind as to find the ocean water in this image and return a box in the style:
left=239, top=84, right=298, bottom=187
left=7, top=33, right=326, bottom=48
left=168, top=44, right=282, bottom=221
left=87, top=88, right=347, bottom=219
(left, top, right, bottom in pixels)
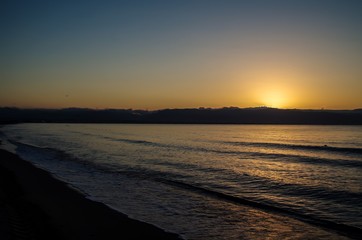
left=1, top=124, right=362, bottom=239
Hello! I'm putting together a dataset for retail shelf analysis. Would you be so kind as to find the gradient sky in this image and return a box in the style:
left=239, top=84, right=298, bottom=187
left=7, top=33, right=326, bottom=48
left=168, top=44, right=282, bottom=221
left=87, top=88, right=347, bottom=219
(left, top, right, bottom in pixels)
left=1, top=0, right=362, bottom=109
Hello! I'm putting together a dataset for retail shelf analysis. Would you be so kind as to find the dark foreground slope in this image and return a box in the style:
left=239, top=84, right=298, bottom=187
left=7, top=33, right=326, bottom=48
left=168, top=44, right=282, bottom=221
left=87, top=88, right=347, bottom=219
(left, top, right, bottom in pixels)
left=0, top=149, right=180, bottom=240
left=1, top=107, right=362, bottom=124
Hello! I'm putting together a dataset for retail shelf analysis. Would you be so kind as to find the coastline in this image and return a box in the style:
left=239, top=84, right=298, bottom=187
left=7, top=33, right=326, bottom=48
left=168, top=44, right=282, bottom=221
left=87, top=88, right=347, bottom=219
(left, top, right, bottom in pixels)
left=0, top=149, right=181, bottom=240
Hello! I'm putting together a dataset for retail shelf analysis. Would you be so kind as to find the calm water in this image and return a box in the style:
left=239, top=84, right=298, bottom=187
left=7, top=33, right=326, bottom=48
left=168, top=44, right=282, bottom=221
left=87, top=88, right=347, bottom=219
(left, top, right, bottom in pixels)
left=1, top=124, right=362, bottom=239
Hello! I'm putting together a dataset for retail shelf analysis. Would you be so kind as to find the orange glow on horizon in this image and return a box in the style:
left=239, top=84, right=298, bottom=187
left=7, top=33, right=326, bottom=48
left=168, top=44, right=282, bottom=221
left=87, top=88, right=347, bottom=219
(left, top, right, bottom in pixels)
left=260, top=90, right=288, bottom=108
left=234, top=63, right=304, bottom=109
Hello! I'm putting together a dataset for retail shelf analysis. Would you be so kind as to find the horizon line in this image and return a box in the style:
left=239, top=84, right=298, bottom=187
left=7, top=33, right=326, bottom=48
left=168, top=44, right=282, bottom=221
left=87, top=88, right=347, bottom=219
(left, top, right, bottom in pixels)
left=1, top=106, right=361, bottom=111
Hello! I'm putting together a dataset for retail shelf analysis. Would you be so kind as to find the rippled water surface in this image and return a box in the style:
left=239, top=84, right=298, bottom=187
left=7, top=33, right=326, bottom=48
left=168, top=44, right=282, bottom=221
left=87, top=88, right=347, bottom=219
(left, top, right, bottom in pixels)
left=1, top=124, right=362, bottom=239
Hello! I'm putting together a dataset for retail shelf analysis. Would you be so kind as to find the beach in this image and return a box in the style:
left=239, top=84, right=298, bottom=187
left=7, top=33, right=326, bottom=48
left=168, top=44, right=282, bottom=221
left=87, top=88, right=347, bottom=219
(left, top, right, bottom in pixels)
left=1, top=124, right=362, bottom=239
left=0, top=149, right=180, bottom=240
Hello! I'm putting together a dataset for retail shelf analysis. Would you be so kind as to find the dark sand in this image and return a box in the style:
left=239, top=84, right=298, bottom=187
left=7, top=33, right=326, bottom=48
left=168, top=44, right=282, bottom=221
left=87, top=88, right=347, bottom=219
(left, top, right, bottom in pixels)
left=0, top=149, right=181, bottom=240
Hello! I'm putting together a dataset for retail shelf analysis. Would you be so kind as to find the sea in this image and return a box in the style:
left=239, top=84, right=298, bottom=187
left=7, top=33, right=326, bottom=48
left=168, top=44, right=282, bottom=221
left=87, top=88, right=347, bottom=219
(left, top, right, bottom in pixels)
left=1, top=124, right=361, bottom=239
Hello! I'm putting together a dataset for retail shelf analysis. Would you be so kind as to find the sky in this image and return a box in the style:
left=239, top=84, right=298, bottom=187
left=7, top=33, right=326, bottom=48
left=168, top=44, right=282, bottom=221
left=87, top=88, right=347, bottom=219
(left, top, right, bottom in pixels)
left=1, top=0, right=362, bottom=110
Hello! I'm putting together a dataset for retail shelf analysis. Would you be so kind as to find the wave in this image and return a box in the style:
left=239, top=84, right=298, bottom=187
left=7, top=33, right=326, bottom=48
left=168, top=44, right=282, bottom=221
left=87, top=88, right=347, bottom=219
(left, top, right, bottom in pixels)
left=245, top=151, right=362, bottom=169
left=9, top=140, right=123, bottom=174
left=105, top=158, right=362, bottom=239
left=108, top=137, right=362, bottom=169
left=108, top=135, right=362, bottom=156
left=9, top=140, right=70, bottom=158
left=147, top=158, right=362, bottom=203
left=223, top=141, right=362, bottom=155
left=8, top=139, right=362, bottom=239
left=115, top=138, right=156, bottom=146
left=157, top=179, right=362, bottom=240
left=16, top=135, right=357, bottom=209
left=11, top=139, right=362, bottom=204
left=101, top=159, right=362, bottom=236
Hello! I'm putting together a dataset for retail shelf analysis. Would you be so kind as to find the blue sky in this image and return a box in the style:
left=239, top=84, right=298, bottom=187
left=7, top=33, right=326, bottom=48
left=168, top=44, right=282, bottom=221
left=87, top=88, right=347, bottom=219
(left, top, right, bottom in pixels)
left=1, top=0, right=362, bottom=109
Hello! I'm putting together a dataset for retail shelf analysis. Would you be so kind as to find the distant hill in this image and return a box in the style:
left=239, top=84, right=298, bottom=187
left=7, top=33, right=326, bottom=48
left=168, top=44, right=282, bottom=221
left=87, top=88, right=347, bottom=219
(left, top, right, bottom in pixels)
left=1, top=107, right=362, bottom=125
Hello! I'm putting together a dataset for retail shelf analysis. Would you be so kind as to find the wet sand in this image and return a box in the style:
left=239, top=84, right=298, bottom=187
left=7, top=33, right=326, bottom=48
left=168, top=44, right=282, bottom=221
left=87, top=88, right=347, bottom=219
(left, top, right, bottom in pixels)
left=0, top=149, right=181, bottom=240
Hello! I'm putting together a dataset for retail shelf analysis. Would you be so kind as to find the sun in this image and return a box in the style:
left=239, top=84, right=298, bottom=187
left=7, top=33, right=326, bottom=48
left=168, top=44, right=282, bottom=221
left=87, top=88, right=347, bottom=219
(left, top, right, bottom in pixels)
left=261, top=90, right=287, bottom=108
left=236, top=63, right=300, bottom=109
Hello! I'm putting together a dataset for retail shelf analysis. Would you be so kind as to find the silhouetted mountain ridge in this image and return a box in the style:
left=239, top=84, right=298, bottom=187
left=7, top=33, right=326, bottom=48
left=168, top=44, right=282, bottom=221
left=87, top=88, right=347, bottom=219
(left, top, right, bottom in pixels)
left=1, top=107, right=362, bottom=124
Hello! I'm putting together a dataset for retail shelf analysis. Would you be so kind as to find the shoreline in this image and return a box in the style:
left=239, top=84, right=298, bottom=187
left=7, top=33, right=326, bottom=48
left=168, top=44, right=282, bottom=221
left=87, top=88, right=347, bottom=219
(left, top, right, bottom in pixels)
left=0, top=149, right=181, bottom=240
